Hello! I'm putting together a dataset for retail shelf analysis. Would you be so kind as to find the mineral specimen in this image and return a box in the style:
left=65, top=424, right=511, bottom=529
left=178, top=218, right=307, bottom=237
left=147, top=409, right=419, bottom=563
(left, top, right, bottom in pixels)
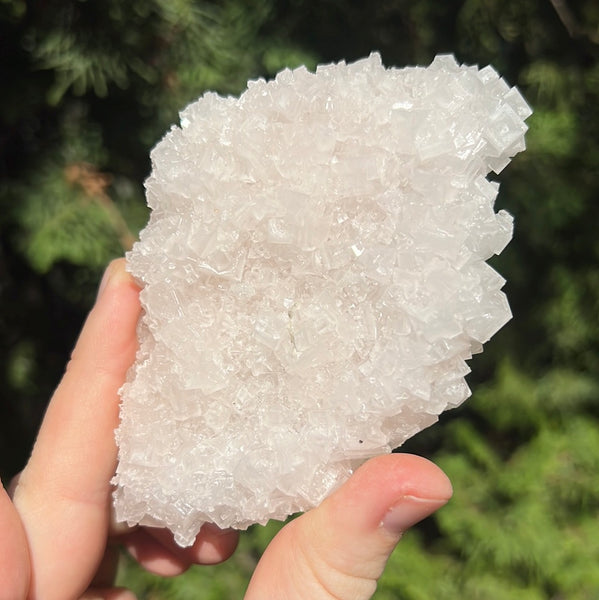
left=113, top=53, right=531, bottom=546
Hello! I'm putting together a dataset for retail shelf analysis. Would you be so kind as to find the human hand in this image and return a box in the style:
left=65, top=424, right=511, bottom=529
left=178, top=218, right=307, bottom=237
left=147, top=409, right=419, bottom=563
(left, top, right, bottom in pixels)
left=2, top=259, right=452, bottom=600
left=3, top=259, right=240, bottom=600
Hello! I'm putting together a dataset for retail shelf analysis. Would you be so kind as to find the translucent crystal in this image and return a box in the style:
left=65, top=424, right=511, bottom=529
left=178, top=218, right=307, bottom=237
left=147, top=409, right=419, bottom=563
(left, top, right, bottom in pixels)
left=113, top=53, right=530, bottom=546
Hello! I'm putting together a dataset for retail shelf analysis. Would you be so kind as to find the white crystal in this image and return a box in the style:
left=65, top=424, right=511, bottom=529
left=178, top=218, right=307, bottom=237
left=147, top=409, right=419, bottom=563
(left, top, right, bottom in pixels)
left=113, top=53, right=530, bottom=546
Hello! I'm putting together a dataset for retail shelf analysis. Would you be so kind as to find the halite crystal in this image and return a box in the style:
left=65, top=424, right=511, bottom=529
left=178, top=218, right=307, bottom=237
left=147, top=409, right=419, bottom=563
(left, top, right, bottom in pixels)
left=113, top=53, right=531, bottom=546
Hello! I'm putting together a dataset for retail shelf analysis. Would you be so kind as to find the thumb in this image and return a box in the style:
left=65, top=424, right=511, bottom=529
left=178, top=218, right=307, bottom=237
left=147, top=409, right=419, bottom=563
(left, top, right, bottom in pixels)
left=245, top=453, right=452, bottom=600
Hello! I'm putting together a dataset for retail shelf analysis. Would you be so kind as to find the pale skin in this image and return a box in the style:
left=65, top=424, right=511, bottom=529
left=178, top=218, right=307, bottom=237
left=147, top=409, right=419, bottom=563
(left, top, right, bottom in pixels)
left=1, top=259, right=453, bottom=600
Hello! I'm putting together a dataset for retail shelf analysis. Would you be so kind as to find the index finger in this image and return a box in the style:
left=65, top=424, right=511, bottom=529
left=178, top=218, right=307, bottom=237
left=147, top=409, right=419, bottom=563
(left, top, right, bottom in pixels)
left=12, top=259, right=141, bottom=600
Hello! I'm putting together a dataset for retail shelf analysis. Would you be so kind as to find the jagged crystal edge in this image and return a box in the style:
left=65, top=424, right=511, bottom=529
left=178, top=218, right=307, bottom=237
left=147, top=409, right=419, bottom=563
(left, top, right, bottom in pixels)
left=112, top=52, right=531, bottom=547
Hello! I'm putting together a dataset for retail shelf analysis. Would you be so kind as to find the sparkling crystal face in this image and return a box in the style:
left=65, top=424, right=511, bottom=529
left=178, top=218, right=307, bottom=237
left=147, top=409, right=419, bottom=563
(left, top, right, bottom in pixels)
left=112, top=53, right=531, bottom=546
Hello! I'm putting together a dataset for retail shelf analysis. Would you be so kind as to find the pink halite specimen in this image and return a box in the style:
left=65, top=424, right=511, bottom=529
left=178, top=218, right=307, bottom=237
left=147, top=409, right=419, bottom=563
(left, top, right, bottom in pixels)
left=113, top=53, right=531, bottom=546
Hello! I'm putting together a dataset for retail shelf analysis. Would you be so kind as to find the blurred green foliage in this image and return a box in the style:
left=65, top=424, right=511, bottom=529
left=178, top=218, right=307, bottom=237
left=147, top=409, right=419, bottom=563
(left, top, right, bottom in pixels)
left=1, top=0, right=598, bottom=598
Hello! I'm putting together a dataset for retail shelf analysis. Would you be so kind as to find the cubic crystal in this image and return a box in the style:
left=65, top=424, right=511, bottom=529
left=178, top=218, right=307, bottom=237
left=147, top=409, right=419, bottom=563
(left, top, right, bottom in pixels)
left=113, top=53, right=530, bottom=546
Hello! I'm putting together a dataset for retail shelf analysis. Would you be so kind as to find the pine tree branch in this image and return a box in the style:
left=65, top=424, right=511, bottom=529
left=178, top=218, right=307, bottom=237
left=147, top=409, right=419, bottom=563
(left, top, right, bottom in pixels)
left=64, top=163, right=137, bottom=252
left=548, top=0, right=599, bottom=44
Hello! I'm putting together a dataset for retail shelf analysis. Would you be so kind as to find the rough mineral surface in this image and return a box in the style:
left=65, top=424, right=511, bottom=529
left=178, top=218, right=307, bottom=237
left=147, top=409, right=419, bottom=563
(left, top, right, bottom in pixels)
left=113, top=53, right=531, bottom=546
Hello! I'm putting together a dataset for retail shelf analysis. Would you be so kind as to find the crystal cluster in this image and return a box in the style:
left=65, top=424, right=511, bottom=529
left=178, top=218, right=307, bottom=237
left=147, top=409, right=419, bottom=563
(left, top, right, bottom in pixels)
left=113, top=53, right=531, bottom=546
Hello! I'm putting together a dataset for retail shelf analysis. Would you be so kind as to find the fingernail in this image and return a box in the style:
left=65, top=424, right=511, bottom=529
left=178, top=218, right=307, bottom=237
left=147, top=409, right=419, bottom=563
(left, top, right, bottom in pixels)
left=97, top=263, right=115, bottom=300
left=381, top=495, right=449, bottom=535
left=97, top=259, right=130, bottom=301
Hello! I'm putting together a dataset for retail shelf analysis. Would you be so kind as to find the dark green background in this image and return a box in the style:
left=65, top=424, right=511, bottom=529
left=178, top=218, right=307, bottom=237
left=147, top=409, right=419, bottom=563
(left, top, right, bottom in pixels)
left=1, top=1, right=598, bottom=597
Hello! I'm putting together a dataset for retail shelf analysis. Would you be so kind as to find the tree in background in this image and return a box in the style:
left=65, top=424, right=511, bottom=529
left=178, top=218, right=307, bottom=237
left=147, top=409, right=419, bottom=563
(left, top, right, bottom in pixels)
left=0, top=0, right=317, bottom=477
left=1, top=0, right=598, bottom=598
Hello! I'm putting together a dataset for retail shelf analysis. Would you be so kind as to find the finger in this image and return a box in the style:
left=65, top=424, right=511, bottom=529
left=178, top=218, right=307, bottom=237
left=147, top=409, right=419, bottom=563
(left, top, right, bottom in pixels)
left=79, top=588, right=137, bottom=600
left=245, top=453, right=452, bottom=600
left=120, top=529, right=192, bottom=577
left=145, top=523, right=240, bottom=565
left=90, top=544, right=121, bottom=588
left=13, top=259, right=141, bottom=600
left=0, top=481, right=30, bottom=600
left=185, top=523, right=239, bottom=565
left=118, top=522, right=240, bottom=577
